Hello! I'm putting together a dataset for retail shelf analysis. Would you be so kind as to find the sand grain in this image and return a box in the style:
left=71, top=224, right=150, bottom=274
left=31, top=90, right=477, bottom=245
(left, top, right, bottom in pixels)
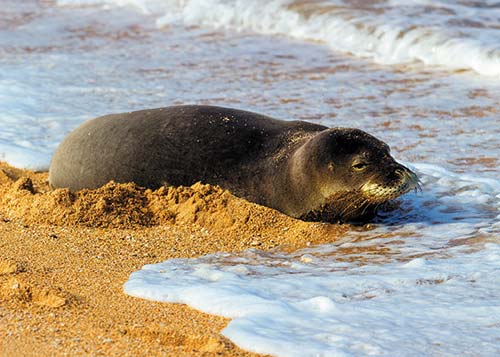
left=0, top=162, right=345, bottom=356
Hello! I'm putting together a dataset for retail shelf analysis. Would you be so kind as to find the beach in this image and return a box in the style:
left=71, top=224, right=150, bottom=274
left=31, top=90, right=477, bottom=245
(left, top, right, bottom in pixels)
left=0, top=161, right=345, bottom=355
left=1, top=1, right=499, bottom=356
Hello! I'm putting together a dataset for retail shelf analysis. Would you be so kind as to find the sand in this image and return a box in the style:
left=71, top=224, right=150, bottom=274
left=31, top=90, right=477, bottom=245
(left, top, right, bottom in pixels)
left=0, top=162, right=347, bottom=356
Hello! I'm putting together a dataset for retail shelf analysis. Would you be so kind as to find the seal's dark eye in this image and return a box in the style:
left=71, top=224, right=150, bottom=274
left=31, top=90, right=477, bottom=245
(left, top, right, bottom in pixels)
left=352, top=162, right=368, bottom=171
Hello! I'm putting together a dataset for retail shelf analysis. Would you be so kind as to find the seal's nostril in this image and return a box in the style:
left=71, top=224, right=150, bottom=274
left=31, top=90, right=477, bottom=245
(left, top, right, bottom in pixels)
left=387, top=168, right=403, bottom=181
left=396, top=168, right=421, bottom=193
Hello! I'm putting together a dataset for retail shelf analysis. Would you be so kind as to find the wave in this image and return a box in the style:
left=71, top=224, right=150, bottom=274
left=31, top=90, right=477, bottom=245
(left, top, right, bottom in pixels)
left=125, top=163, right=500, bottom=356
left=58, top=0, right=500, bottom=76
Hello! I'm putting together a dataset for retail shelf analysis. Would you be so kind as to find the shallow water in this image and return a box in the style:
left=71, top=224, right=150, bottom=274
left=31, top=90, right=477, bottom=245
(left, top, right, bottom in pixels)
left=1, top=1, right=500, bottom=356
left=126, top=163, right=500, bottom=356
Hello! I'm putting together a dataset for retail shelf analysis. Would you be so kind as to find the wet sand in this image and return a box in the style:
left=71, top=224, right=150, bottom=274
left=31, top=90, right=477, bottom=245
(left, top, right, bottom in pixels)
left=0, top=162, right=345, bottom=356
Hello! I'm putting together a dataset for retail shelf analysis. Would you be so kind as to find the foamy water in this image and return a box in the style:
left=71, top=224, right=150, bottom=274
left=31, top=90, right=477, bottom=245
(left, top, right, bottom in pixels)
left=58, top=0, right=500, bottom=76
left=125, top=246, right=500, bottom=356
left=1, top=1, right=500, bottom=356
left=126, top=163, right=500, bottom=356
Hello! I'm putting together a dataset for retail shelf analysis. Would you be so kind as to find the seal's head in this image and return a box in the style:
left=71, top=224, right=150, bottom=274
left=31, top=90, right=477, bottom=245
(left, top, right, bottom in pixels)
left=291, top=128, right=420, bottom=223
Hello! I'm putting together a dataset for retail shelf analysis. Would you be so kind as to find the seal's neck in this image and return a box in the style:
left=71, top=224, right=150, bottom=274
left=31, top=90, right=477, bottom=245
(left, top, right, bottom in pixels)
left=260, top=133, right=326, bottom=218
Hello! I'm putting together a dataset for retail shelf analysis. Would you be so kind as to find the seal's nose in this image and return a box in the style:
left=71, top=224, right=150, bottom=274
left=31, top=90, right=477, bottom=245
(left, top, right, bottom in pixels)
left=386, top=164, right=406, bottom=182
left=387, top=169, right=401, bottom=182
left=395, top=166, right=421, bottom=193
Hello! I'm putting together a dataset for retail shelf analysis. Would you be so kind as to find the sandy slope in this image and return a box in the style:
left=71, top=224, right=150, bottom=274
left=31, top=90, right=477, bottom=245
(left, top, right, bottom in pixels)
left=0, top=162, right=345, bottom=356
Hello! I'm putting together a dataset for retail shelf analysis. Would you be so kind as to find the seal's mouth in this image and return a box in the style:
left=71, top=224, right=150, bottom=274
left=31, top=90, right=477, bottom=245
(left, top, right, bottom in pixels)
left=361, top=167, right=421, bottom=202
left=301, top=167, right=420, bottom=224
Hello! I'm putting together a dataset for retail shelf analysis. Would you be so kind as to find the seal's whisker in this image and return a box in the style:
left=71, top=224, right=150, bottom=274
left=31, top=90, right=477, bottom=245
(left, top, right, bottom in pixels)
left=365, top=173, right=379, bottom=188
left=336, top=196, right=359, bottom=219
left=373, top=202, right=384, bottom=215
left=359, top=198, right=374, bottom=217
left=414, top=177, right=423, bottom=193
left=336, top=195, right=358, bottom=219
left=344, top=200, right=370, bottom=222
left=338, top=194, right=366, bottom=220
left=404, top=169, right=422, bottom=194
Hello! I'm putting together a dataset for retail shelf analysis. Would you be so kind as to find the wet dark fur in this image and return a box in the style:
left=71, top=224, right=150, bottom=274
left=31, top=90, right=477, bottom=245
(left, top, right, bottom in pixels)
left=49, top=105, right=414, bottom=223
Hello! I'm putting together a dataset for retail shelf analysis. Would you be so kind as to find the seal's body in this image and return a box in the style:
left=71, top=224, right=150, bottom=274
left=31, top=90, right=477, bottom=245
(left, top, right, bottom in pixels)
left=49, top=105, right=419, bottom=222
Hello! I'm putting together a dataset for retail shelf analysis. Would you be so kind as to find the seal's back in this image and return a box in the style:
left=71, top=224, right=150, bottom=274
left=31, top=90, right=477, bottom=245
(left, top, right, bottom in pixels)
left=49, top=105, right=326, bottom=191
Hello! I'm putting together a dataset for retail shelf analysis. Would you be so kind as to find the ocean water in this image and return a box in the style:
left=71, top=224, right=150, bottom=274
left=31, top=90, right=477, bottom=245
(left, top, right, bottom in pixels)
left=2, top=0, right=499, bottom=356
left=125, top=163, right=500, bottom=356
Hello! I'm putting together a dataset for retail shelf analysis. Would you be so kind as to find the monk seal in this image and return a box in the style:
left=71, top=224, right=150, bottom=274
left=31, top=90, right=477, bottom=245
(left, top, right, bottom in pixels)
left=49, top=105, right=419, bottom=223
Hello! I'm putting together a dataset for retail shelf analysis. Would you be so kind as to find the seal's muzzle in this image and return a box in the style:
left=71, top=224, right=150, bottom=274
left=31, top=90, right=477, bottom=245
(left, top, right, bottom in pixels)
left=361, top=166, right=420, bottom=202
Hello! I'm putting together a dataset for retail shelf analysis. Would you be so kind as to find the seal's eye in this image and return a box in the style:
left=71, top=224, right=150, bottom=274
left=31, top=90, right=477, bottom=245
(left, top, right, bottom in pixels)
left=352, top=162, right=369, bottom=171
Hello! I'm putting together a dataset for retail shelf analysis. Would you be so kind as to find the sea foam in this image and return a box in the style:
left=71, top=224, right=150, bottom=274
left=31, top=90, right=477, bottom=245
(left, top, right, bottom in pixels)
left=58, top=0, right=500, bottom=76
left=125, top=164, right=500, bottom=356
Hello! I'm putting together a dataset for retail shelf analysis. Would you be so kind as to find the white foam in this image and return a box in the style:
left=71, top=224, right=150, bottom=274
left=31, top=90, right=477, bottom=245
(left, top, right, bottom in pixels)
left=58, top=0, right=500, bottom=76
left=180, top=0, right=500, bottom=76
left=0, top=144, right=50, bottom=171
left=125, top=164, right=500, bottom=356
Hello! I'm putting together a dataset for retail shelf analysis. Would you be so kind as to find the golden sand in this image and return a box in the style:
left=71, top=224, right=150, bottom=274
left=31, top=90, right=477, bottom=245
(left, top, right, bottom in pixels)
left=0, top=162, right=346, bottom=356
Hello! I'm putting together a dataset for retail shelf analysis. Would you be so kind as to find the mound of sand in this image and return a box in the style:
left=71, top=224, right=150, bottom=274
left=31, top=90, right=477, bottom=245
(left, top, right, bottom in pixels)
left=0, top=162, right=346, bottom=356
left=0, top=162, right=343, bottom=250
